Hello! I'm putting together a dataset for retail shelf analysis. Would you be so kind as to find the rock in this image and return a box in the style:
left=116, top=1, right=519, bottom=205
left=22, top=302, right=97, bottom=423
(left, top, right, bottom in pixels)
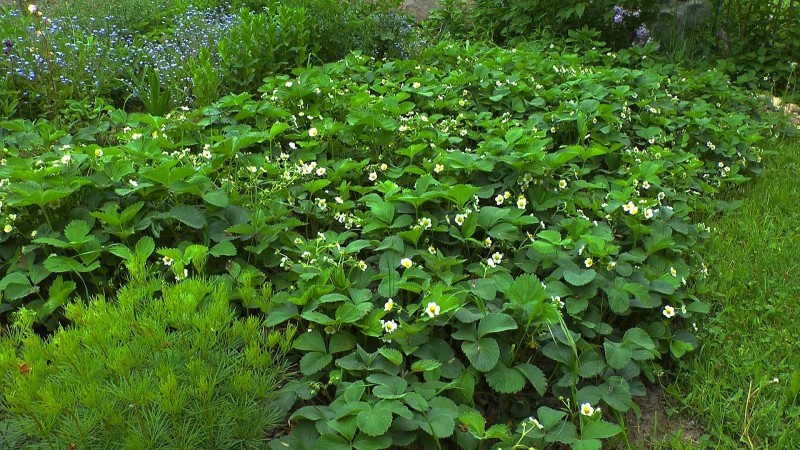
left=654, top=0, right=714, bottom=35
left=400, top=0, right=440, bottom=20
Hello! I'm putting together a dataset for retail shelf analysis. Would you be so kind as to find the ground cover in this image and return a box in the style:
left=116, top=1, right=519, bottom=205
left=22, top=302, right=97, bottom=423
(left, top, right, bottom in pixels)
left=0, top=32, right=789, bottom=447
left=2, top=1, right=799, bottom=448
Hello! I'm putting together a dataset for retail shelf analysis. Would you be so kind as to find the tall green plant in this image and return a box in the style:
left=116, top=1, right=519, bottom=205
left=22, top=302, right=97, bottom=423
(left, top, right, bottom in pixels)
left=129, top=67, right=172, bottom=116
left=218, top=7, right=315, bottom=95
left=189, top=48, right=222, bottom=107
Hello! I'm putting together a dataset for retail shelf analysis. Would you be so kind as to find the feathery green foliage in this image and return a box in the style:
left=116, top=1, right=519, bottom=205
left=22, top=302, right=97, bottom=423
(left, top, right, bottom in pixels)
left=0, top=276, right=295, bottom=449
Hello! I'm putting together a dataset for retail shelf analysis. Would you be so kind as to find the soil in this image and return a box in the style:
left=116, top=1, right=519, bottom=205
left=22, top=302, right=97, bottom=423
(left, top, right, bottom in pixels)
left=625, top=385, right=707, bottom=448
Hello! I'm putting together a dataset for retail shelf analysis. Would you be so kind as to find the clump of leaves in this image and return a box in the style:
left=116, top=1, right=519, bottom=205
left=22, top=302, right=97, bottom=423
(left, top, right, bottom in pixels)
left=0, top=270, right=295, bottom=449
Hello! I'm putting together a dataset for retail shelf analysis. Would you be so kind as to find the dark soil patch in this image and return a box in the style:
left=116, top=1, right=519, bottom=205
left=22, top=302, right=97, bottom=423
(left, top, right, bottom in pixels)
left=625, top=385, right=706, bottom=449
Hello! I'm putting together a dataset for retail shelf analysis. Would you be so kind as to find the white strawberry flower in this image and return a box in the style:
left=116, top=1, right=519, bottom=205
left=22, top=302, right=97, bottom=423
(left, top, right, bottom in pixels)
left=425, top=302, right=441, bottom=318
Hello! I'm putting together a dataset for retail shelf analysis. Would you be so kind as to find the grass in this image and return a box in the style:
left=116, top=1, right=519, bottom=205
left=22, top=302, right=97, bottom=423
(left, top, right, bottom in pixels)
left=661, top=138, right=800, bottom=449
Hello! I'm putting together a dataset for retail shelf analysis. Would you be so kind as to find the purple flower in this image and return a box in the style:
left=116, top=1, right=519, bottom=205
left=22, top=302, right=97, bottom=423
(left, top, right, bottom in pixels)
left=634, top=24, right=651, bottom=43
left=614, top=14, right=624, bottom=23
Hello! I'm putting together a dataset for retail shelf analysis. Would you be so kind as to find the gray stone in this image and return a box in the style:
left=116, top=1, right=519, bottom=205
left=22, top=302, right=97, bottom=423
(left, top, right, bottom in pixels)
left=656, top=0, right=714, bottom=33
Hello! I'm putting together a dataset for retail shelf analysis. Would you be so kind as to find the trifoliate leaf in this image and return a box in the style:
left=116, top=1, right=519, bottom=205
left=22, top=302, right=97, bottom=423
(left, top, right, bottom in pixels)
left=462, top=337, right=500, bottom=372
left=357, top=404, right=393, bottom=436
left=486, top=363, right=526, bottom=394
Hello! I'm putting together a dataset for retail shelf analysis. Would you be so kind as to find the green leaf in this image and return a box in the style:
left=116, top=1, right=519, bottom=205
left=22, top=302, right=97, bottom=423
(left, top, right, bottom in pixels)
left=536, top=406, right=566, bottom=428
left=476, top=206, right=510, bottom=230
left=623, top=328, right=656, bottom=351
left=290, top=405, right=326, bottom=421
left=43, top=256, right=100, bottom=273
left=564, top=269, right=596, bottom=286
left=504, top=273, right=546, bottom=306
left=404, top=392, right=428, bottom=412
left=446, top=184, right=481, bottom=209
left=334, top=302, right=371, bottom=324
left=134, top=236, right=155, bottom=260
left=505, top=128, right=524, bottom=144
left=377, top=347, right=403, bottom=365
left=603, top=340, right=632, bottom=370
left=643, top=223, right=675, bottom=254
left=488, top=222, right=519, bottom=240
left=572, top=439, right=602, bottom=450
left=329, top=332, right=357, bottom=354
left=169, top=205, right=206, bottom=229
left=515, top=363, right=547, bottom=396
left=37, top=276, right=76, bottom=320
left=581, top=420, right=622, bottom=439
left=299, top=352, right=332, bottom=375
left=32, top=237, right=69, bottom=248
left=486, top=363, right=526, bottom=394
left=411, top=359, right=443, bottom=372
left=294, top=330, right=327, bottom=352
left=575, top=2, right=586, bottom=17
left=352, top=434, right=392, bottom=450
left=269, top=121, right=291, bottom=139
left=471, top=278, right=497, bottom=301
left=343, top=381, right=366, bottom=403
left=420, top=397, right=459, bottom=439
left=485, top=424, right=511, bottom=440
left=459, top=411, right=486, bottom=436
left=315, top=434, right=352, bottom=450
left=477, top=313, right=518, bottom=337
left=670, top=339, right=695, bottom=358
left=64, top=219, right=91, bottom=243
left=601, top=377, right=632, bottom=412
left=368, top=374, right=408, bottom=400
left=366, top=196, right=395, bottom=224
left=209, top=241, right=237, bottom=257
left=607, top=287, right=630, bottom=314
left=107, top=244, right=132, bottom=260
left=537, top=230, right=563, bottom=244
left=462, top=337, right=500, bottom=372
left=357, top=404, right=393, bottom=436
left=578, top=350, right=605, bottom=378
left=304, top=179, right=331, bottom=196
left=202, top=189, right=229, bottom=207
left=542, top=342, right=576, bottom=366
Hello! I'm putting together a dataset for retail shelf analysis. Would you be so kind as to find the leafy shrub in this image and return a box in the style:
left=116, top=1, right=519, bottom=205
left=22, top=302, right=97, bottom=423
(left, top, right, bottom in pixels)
left=429, top=0, right=657, bottom=49
left=189, top=48, right=222, bottom=108
left=217, top=7, right=314, bottom=96
left=0, top=273, right=295, bottom=449
left=712, top=0, right=799, bottom=97
left=228, top=0, right=414, bottom=61
left=429, top=0, right=798, bottom=99
left=0, top=38, right=784, bottom=447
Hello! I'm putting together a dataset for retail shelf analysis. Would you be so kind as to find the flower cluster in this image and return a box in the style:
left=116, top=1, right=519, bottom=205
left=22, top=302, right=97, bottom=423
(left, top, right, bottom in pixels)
left=613, top=5, right=641, bottom=24
left=0, top=5, right=237, bottom=109
left=634, top=23, right=652, bottom=45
